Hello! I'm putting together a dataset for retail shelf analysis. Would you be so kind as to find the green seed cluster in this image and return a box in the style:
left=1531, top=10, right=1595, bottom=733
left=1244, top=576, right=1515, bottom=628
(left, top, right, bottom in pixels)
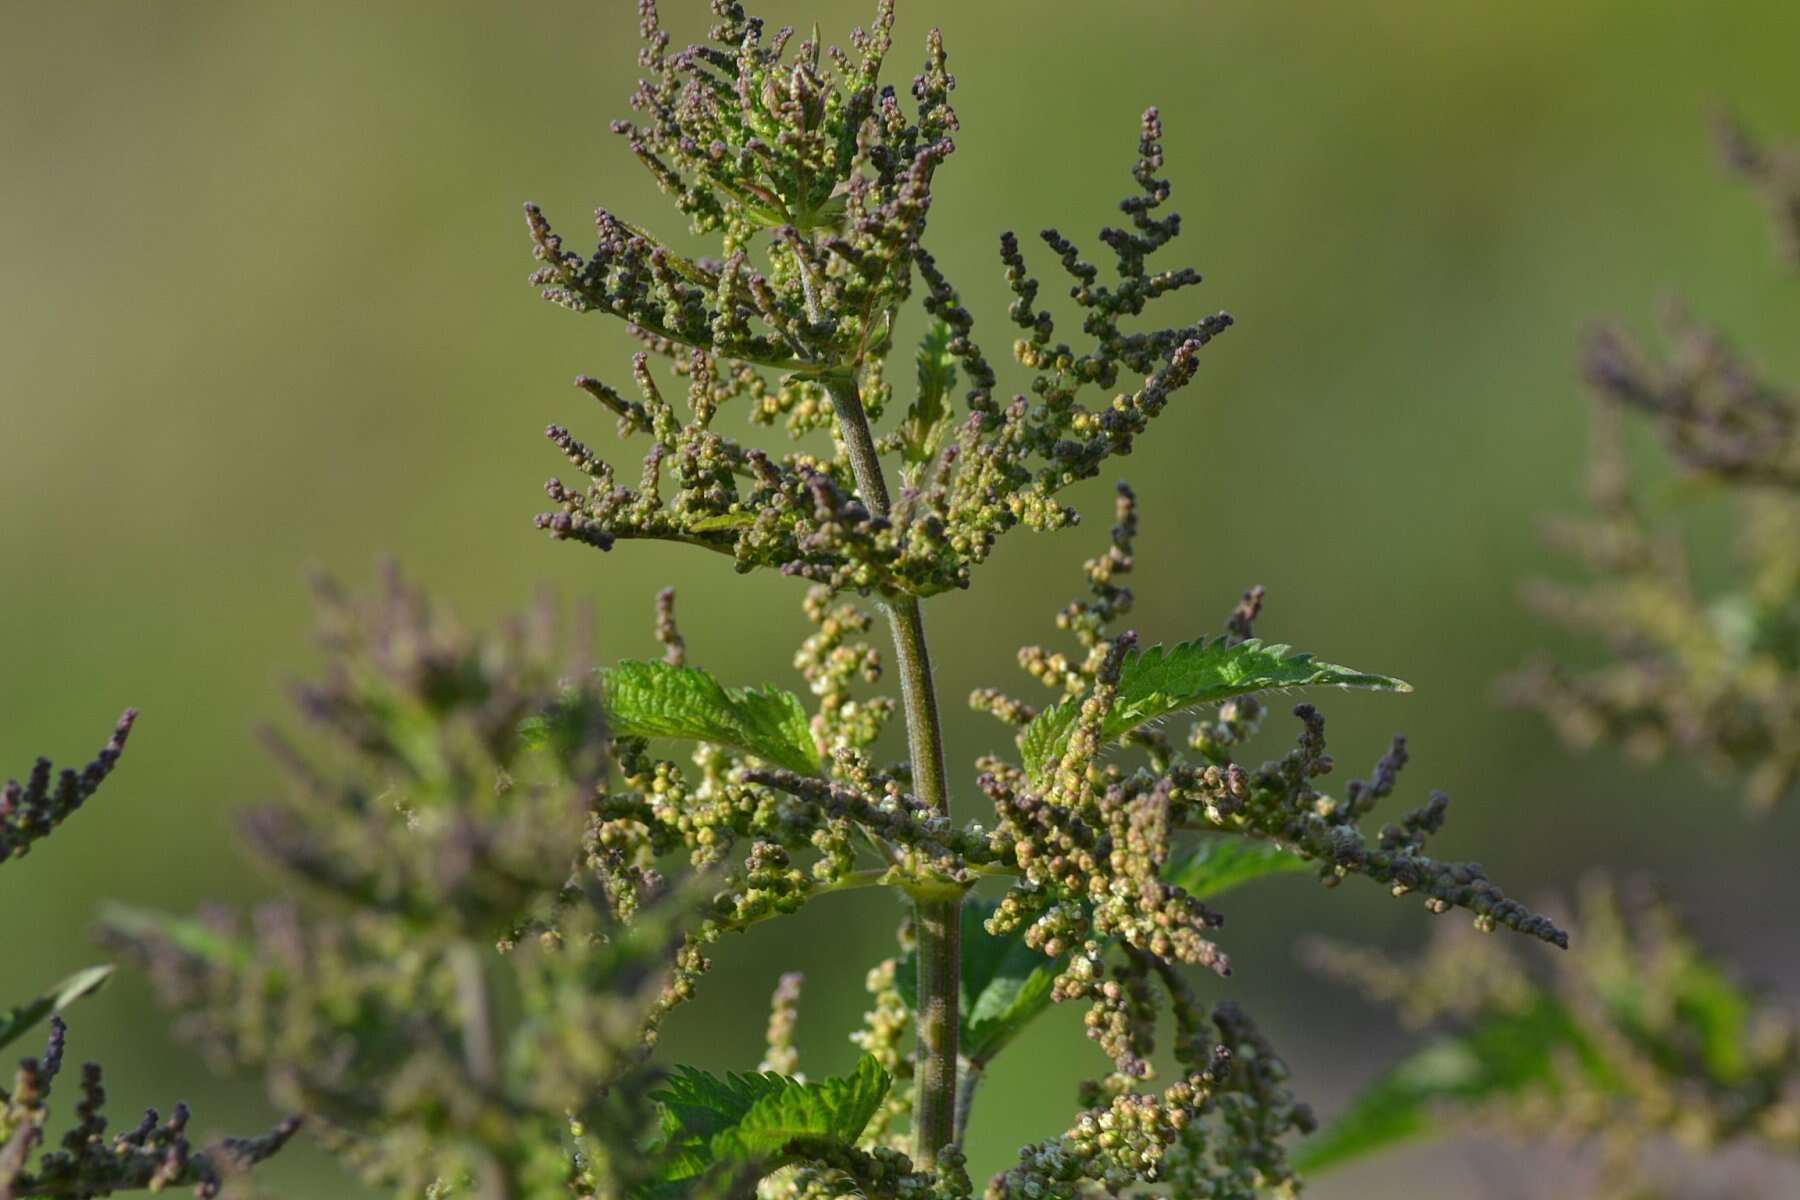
left=795, top=584, right=897, bottom=758
left=106, top=905, right=488, bottom=1191
left=851, top=956, right=916, bottom=1152
left=587, top=697, right=1000, bottom=1045
left=244, top=567, right=609, bottom=936
left=986, top=1002, right=1309, bottom=1200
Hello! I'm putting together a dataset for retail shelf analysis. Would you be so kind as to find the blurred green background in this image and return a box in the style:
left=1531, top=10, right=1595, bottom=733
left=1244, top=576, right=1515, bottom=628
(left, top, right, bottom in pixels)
left=5, top=0, right=1799, bottom=1194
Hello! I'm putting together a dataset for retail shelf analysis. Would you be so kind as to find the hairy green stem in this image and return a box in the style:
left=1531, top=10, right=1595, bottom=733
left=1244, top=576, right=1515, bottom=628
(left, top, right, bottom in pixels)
left=826, top=374, right=961, bottom=1168
left=908, top=888, right=960, bottom=1166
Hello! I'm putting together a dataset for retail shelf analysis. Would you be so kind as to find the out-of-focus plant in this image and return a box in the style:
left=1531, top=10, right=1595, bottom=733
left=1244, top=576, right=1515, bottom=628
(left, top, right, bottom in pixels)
left=101, top=569, right=686, bottom=1200
left=96, top=2, right=1598, bottom=1196
left=1299, top=880, right=1799, bottom=1198
left=1, top=714, right=297, bottom=1197
left=1506, top=116, right=1800, bottom=813
left=1285, top=118, right=1800, bottom=1199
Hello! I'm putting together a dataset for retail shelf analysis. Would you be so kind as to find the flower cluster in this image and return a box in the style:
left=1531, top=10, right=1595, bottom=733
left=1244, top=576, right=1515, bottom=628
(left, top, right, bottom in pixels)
left=566, top=471, right=1565, bottom=1198
left=1, top=1019, right=298, bottom=1199
left=2, top=709, right=135, bottom=863
left=987, top=1002, right=1309, bottom=1200
left=961, top=487, right=1563, bottom=1080
left=529, top=5, right=1229, bottom=599
left=1507, top=117, right=1800, bottom=811
left=2, top=718, right=294, bottom=1198
left=1283, top=114, right=1800, bottom=1200
left=585, top=632, right=993, bottom=1045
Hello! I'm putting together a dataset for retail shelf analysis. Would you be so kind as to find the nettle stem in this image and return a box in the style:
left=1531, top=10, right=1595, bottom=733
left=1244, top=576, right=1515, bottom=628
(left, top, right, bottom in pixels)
left=826, top=375, right=962, bottom=1168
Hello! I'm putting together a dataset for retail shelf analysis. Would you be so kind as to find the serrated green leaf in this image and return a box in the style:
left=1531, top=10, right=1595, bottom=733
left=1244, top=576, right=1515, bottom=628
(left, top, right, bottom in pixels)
left=899, top=320, right=957, bottom=471
left=1019, top=637, right=1412, bottom=781
left=603, top=660, right=821, bottom=776
left=1164, top=837, right=1311, bottom=900
left=896, top=899, right=1065, bottom=1067
left=654, top=1065, right=789, bottom=1139
left=1295, top=996, right=1609, bottom=1175
left=0, top=964, right=115, bottom=1053
left=712, top=1054, right=889, bottom=1161
left=650, top=1065, right=791, bottom=1182
left=650, top=1056, right=890, bottom=1187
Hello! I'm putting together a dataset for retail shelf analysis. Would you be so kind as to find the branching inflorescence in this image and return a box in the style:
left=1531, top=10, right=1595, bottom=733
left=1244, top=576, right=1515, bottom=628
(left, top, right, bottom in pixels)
left=1507, top=116, right=1800, bottom=812
left=2, top=710, right=134, bottom=864
left=75, top=3, right=1720, bottom=1199
left=1, top=718, right=296, bottom=1198
left=528, top=2, right=1227, bottom=599
left=477, top=3, right=1570, bottom=1194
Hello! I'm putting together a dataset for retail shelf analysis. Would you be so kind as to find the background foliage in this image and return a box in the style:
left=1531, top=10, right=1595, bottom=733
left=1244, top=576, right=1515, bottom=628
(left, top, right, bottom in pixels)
left=4, top=0, right=1799, bottom=1194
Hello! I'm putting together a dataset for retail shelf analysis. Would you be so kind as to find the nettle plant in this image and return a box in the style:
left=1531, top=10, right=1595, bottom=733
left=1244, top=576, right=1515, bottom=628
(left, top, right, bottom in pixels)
left=1, top=716, right=297, bottom=1196
left=1286, top=117, right=1800, bottom=1196
left=1506, top=115, right=1800, bottom=813
left=104, top=571, right=702, bottom=1198
left=510, top=0, right=1580, bottom=1194
left=63, top=7, right=1795, bottom=1200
